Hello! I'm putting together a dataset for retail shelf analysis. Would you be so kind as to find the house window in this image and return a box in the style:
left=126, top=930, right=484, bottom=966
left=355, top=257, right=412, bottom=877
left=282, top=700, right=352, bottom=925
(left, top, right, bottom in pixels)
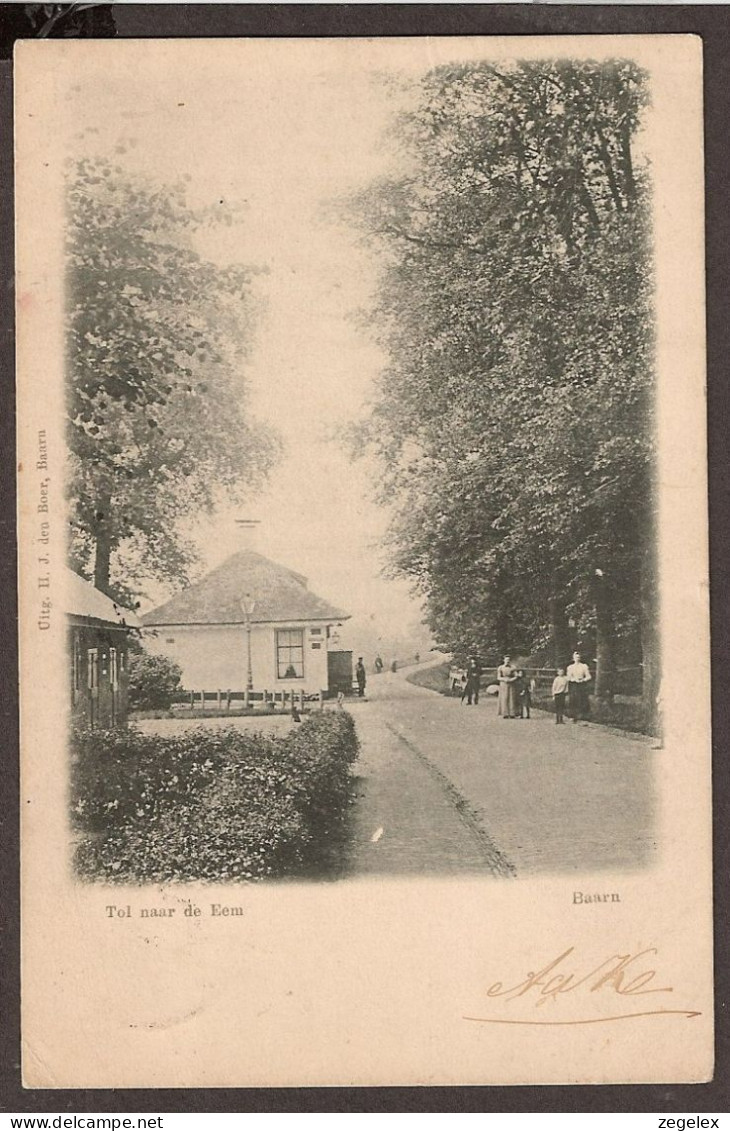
left=276, top=628, right=304, bottom=679
left=110, top=647, right=119, bottom=689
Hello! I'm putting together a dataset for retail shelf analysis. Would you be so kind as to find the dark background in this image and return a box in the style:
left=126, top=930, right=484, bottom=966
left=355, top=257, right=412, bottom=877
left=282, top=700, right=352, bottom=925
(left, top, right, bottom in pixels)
left=1, top=3, right=727, bottom=1113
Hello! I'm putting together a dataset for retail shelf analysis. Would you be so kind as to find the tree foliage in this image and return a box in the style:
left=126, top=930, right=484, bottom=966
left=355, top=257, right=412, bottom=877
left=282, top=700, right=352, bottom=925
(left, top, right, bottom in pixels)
left=350, top=60, right=657, bottom=710
left=127, top=648, right=183, bottom=712
left=66, top=155, right=279, bottom=602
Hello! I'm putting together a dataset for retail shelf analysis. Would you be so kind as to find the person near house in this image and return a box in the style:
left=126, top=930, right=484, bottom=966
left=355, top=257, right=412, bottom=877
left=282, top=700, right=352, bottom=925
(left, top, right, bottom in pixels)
left=462, top=656, right=482, bottom=706
left=355, top=657, right=367, bottom=697
left=497, top=656, right=519, bottom=718
left=567, top=651, right=592, bottom=722
left=552, top=668, right=569, bottom=724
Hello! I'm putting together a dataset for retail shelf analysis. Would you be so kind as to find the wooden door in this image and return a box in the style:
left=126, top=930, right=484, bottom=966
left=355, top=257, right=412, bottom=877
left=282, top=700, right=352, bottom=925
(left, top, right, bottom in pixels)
left=87, top=648, right=99, bottom=727
left=109, top=647, right=119, bottom=726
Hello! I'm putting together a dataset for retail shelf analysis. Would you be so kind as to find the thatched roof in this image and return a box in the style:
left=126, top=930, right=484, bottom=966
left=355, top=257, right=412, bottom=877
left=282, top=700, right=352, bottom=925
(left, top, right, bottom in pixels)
left=141, top=550, right=349, bottom=627
left=64, top=569, right=141, bottom=628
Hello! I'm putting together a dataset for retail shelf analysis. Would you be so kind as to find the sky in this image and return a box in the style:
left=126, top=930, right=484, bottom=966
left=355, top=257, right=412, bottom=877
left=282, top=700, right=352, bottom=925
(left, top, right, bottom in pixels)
left=57, top=37, right=664, bottom=659
left=63, top=41, right=433, bottom=655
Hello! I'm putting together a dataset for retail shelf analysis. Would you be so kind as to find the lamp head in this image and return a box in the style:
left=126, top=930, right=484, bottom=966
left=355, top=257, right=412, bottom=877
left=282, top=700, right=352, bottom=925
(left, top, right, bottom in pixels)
left=240, top=592, right=256, bottom=618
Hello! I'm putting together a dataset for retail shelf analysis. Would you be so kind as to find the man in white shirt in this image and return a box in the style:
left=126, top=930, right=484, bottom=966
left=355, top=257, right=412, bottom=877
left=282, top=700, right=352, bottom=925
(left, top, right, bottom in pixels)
left=566, top=651, right=592, bottom=722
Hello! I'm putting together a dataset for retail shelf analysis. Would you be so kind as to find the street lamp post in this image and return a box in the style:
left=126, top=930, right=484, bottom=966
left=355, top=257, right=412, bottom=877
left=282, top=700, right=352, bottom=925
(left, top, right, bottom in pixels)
left=240, top=593, right=256, bottom=693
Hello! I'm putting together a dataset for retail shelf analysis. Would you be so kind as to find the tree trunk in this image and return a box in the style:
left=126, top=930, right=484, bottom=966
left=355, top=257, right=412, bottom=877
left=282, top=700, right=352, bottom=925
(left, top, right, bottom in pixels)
left=93, top=495, right=113, bottom=594
left=593, top=575, right=616, bottom=702
left=594, top=125, right=625, bottom=212
left=495, top=612, right=511, bottom=658
left=549, top=595, right=571, bottom=670
left=620, top=122, right=637, bottom=207
left=578, top=176, right=601, bottom=234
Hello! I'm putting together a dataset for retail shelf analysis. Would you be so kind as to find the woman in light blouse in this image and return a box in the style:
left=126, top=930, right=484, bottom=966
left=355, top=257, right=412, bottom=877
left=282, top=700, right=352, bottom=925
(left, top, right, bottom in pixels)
left=566, top=650, right=592, bottom=722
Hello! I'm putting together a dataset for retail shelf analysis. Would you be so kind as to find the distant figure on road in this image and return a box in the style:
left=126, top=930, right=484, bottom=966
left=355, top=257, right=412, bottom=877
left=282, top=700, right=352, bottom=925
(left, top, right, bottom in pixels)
left=462, top=656, right=482, bottom=706
left=497, top=656, right=519, bottom=718
left=355, top=657, right=367, bottom=697
left=414, top=651, right=420, bottom=664
left=567, top=651, right=592, bottom=722
left=390, top=659, right=397, bottom=673
left=374, top=653, right=384, bottom=674
left=552, top=668, right=569, bottom=724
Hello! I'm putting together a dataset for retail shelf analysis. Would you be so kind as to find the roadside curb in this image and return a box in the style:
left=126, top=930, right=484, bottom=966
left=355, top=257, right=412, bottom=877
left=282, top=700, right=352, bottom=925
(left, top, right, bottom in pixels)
left=383, top=720, right=517, bottom=879
left=530, top=705, right=656, bottom=745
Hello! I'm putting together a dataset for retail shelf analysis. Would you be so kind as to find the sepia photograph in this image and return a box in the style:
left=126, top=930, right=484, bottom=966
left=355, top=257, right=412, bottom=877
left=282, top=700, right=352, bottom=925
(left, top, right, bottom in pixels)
left=64, top=46, right=656, bottom=886
left=16, top=34, right=712, bottom=1087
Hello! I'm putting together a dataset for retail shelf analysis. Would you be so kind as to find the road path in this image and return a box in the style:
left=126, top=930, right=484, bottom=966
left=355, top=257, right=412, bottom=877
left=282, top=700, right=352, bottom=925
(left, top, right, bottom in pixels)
left=138, top=667, right=656, bottom=879
left=337, top=695, right=513, bottom=878
left=341, top=666, right=655, bottom=878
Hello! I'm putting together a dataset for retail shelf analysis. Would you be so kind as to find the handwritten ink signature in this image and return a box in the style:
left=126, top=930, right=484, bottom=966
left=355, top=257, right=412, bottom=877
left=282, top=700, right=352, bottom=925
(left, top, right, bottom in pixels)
left=464, top=946, right=701, bottom=1027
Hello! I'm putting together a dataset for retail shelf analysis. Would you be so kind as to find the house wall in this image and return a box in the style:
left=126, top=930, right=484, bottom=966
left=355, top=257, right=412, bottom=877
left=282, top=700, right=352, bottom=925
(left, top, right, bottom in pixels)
left=69, top=622, right=131, bottom=728
left=142, top=622, right=332, bottom=694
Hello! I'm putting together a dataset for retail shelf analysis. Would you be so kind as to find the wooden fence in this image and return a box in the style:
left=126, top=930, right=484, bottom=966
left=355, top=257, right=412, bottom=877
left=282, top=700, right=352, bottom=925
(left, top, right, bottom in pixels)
left=171, top=688, right=322, bottom=713
left=449, top=664, right=643, bottom=697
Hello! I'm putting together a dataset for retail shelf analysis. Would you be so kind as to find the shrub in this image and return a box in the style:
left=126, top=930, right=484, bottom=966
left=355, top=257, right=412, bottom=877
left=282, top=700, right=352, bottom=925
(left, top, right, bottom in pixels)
left=70, top=724, right=228, bottom=831
left=72, top=710, right=360, bottom=883
left=128, top=649, right=183, bottom=711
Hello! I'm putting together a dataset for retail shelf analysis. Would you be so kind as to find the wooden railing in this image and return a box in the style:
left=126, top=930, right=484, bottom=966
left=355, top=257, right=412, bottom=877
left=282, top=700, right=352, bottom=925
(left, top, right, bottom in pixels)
left=171, top=688, right=322, bottom=712
left=449, top=664, right=644, bottom=697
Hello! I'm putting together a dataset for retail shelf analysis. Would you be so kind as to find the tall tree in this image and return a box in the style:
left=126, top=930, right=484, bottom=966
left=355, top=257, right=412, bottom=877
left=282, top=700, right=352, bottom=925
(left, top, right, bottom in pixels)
left=66, top=155, right=279, bottom=602
left=349, top=60, right=657, bottom=717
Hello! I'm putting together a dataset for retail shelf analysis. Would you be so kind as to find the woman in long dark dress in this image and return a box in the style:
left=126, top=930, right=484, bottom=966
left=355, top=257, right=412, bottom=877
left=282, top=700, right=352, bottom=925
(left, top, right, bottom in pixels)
left=497, top=656, right=519, bottom=718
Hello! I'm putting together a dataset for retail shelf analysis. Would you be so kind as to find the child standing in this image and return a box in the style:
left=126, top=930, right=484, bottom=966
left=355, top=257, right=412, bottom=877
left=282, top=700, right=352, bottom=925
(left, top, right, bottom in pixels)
left=552, top=668, right=569, bottom=724
left=517, top=669, right=533, bottom=718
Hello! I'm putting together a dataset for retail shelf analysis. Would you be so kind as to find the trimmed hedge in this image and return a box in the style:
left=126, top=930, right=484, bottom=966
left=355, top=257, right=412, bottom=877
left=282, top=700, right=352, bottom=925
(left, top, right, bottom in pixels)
left=72, top=712, right=360, bottom=883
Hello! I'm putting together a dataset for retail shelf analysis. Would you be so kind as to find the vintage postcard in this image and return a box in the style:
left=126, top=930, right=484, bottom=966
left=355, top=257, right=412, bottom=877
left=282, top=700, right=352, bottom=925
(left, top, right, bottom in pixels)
left=16, top=36, right=711, bottom=1087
